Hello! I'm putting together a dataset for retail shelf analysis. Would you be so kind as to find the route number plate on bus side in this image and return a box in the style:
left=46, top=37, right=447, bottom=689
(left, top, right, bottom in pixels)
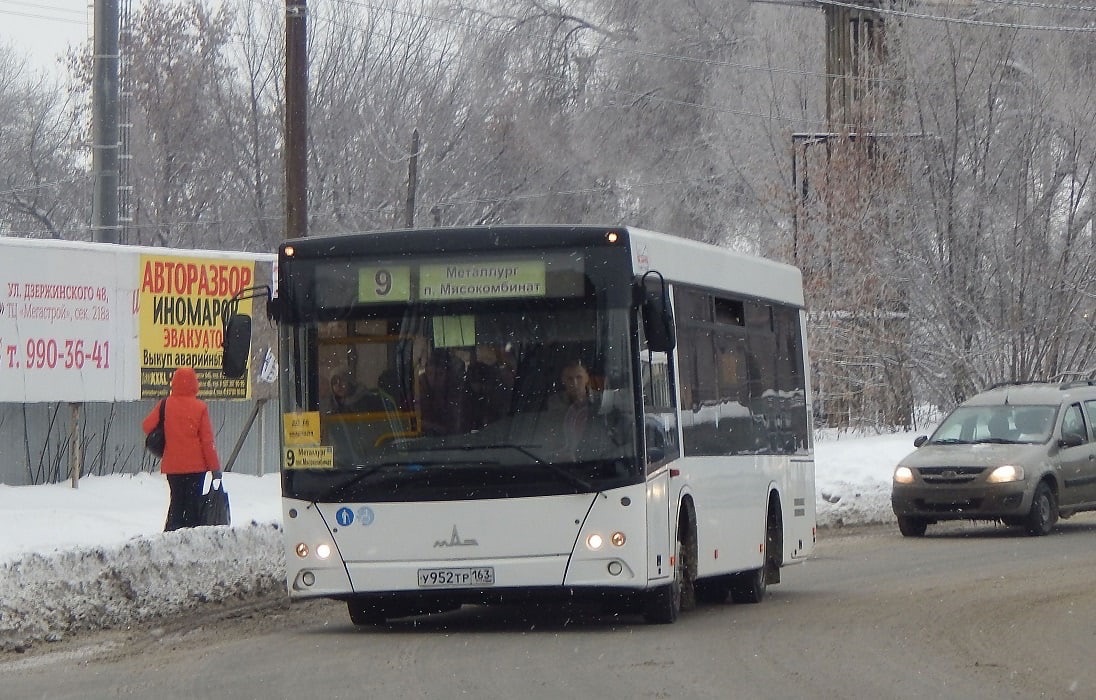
left=417, top=567, right=495, bottom=587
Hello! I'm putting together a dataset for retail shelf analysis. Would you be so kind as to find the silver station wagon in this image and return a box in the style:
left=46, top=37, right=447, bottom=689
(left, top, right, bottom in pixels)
left=891, top=382, right=1096, bottom=536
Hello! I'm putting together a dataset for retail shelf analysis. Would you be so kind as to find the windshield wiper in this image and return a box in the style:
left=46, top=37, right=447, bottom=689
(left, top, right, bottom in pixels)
left=318, top=460, right=448, bottom=502
left=447, top=443, right=596, bottom=493
left=973, top=437, right=1019, bottom=444
left=931, top=438, right=972, bottom=445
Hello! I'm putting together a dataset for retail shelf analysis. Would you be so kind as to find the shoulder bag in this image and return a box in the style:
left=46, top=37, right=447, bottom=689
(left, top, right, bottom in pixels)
left=199, top=475, right=232, bottom=526
left=145, top=399, right=167, bottom=458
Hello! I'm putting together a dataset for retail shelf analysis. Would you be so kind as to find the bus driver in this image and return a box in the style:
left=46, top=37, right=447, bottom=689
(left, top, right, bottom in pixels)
left=545, top=358, right=597, bottom=455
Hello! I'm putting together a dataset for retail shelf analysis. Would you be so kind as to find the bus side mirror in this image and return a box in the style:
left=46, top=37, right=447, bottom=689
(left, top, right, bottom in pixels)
left=220, top=284, right=272, bottom=379
left=222, top=313, right=252, bottom=379
left=640, top=272, right=676, bottom=353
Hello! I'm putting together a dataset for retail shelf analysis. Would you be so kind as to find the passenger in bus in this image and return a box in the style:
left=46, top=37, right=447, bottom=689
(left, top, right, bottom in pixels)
left=544, top=358, right=598, bottom=454
left=327, top=371, right=366, bottom=413
left=331, top=370, right=401, bottom=414
left=466, top=344, right=515, bottom=429
left=417, top=349, right=470, bottom=436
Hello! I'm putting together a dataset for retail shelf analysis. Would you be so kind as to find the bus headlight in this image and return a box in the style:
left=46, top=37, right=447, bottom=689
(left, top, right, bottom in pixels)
left=611, top=531, right=626, bottom=547
left=316, top=543, right=332, bottom=559
left=295, top=542, right=309, bottom=558
left=586, top=533, right=604, bottom=550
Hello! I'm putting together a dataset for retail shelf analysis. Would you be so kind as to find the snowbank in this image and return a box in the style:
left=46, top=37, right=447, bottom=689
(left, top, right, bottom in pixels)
left=0, top=431, right=913, bottom=652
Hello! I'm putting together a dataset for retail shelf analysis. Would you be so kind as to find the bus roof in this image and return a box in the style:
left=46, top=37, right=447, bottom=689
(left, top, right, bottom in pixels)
left=288, top=225, right=804, bottom=308
left=624, top=227, right=804, bottom=308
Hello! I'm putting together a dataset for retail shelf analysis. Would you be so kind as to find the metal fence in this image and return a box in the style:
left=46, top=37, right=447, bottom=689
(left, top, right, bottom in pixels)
left=0, top=399, right=279, bottom=486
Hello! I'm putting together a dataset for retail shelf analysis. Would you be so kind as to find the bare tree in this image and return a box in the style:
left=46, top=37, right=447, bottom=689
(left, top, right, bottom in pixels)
left=0, top=46, right=86, bottom=240
left=120, top=0, right=240, bottom=248
left=896, top=12, right=1096, bottom=408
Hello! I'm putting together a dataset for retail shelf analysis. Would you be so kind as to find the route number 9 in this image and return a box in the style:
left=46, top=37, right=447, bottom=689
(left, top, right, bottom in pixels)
left=358, top=265, right=409, bottom=303
left=373, top=269, right=392, bottom=296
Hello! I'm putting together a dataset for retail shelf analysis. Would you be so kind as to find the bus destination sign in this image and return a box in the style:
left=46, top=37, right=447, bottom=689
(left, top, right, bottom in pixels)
left=420, top=261, right=545, bottom=301
left=356, top=260, right=547, bottom=304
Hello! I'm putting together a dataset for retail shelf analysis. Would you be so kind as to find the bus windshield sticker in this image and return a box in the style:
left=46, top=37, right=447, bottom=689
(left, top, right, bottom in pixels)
left=285, top=445, right=334, bottom=469
left=283, top=411, right=321, bottom=446
left=419, top=260, right=546, bottom=301
left=433, top=315, right=476, bottom=347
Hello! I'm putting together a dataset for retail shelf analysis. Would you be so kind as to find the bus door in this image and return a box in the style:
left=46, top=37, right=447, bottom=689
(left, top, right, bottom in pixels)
left=640, top=306, right=680, bottom=584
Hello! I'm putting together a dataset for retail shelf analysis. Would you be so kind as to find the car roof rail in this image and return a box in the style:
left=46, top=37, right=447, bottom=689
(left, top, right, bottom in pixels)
left=986, top=380, right=1040, bottom=391
left=1059, top=379, right=1096, bottom=390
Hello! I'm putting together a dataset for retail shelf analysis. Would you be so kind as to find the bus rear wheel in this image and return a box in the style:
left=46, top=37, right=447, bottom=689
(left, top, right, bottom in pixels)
left=729, top=567, right=767, bottom=604
left=731, top=505, right=780, bottom=604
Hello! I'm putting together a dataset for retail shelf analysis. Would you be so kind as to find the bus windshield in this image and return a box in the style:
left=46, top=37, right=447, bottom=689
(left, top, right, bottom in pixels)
left=279, top=282, right=639, bottom=503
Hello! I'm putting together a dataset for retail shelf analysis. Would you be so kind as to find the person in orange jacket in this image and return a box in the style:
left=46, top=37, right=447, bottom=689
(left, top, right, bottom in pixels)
left=142, top=366, right=222, bottom=531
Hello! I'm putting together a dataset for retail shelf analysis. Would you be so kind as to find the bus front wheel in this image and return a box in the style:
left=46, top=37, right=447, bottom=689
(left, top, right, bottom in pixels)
left=643, top=543, right=682, bottom=624
left=644, top=508, right=697, bottom=624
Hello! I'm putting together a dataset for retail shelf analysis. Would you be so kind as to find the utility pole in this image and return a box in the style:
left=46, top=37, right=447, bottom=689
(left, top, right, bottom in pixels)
left=823, top=1, right=884, bottom=128
left=73, top=0, right=123, bottom=488
left=92, top=0, right=120, bottom=244
left=286, top=0, right=308, bottom=239
left=405, top=129, right=419, bottom=228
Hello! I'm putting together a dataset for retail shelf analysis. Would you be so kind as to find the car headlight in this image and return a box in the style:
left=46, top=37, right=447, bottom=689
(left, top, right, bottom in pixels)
left=987, top=465, right=1024, bottom=483
left=893, top=466, right=915, bottom=484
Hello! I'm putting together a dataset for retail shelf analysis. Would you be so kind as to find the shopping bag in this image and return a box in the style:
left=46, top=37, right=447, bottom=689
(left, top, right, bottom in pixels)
left=145, top=400, right=166, bottom=458
left=199, top=477, right=231, bottom=526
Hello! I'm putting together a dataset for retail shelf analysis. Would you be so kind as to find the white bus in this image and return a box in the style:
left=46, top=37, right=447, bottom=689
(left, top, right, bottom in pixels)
left=223, top=225, right=815, bottom=624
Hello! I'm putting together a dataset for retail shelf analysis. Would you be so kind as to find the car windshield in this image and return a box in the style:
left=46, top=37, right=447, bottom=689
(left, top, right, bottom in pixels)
left=929, top=404, right=1056, bottom=445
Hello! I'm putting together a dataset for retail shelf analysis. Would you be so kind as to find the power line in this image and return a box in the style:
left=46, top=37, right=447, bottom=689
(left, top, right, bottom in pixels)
left=0, top=0, right=87, bottom=27
left=974, top=0, right=1096, bottom=12
left=817, top=0, right=1096, bottom=30
left=6, top=1, right=87, bottom=17
left=333, top=0, right=903, bottom=85
left=296, top=2, right=838, bottom=131
left=0, top=9, right=87, bottom=25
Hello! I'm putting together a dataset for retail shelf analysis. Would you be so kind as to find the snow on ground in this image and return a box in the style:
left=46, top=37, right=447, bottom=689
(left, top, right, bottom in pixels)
left=0, top=431, right=920, bottom=651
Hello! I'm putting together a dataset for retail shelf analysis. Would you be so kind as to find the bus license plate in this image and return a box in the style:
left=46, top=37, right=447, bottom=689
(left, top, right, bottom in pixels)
left=417, top=567, right=495, bottom=588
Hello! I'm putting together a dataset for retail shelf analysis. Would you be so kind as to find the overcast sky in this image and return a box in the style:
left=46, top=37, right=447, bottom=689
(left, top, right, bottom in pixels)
left=0, top=0, right=90, bottom=75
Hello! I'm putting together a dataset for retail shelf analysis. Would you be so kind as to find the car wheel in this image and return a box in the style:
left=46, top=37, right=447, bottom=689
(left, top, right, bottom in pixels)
left=1024, top=481, right=1058, bottom=536
left=897, top=515, right=928, bottom=537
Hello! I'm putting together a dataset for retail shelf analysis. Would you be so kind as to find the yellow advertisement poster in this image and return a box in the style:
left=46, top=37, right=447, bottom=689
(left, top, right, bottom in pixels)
left=139, top=254, right=255, bottom=399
